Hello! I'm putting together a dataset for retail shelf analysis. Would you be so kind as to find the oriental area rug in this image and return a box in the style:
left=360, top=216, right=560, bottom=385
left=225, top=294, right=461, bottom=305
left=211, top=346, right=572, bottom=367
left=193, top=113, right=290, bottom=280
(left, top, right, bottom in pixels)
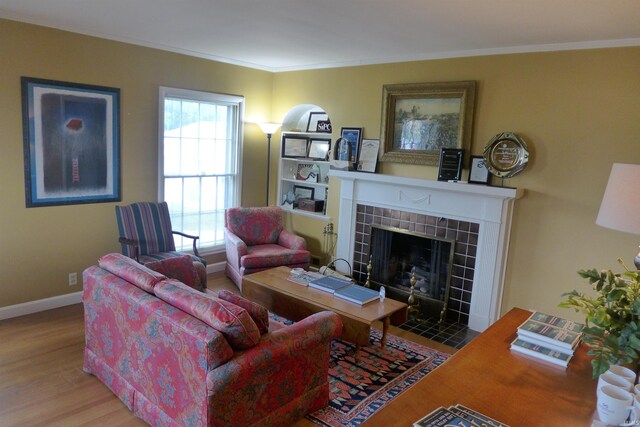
left=270, top=314, right=451, bottom=426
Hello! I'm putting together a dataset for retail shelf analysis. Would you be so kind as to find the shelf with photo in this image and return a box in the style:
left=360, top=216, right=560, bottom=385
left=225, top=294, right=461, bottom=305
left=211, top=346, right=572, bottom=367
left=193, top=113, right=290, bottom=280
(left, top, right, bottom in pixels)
left=278, top=104, right=333, bottom=219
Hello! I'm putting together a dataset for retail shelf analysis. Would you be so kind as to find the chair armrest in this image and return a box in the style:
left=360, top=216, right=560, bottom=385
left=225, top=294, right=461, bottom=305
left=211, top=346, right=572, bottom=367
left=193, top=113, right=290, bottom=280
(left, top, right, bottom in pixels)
left=278, top=229, right=307, bottom=250
left=118, top=237, right=140, bottom=261
left=224, top=227, right=248, bottom=269
left=172, top=230, right=201, bottom=258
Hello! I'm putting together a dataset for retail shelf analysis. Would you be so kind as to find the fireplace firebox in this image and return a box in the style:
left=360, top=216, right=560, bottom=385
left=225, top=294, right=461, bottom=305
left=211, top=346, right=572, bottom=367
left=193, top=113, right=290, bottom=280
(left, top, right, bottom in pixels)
left=368, top=225, right=455, bottom=322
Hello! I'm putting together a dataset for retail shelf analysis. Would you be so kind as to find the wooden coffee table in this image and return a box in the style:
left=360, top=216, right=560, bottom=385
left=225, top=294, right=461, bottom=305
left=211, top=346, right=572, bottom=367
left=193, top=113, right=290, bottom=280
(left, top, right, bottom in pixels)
left=242, top=266, right=408, bottom=357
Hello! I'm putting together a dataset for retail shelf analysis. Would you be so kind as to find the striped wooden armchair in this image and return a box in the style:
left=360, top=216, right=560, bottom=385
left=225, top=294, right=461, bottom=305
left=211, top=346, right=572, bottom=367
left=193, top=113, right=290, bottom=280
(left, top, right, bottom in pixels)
left=115, top=201, right=207, bottom=267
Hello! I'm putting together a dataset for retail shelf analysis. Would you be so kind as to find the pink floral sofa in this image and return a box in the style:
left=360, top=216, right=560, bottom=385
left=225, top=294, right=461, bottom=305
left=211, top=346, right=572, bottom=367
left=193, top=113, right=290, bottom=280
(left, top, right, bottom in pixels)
left=224, top=206, right=310, bottom=289
left=82, top=253, right=342, bottom=426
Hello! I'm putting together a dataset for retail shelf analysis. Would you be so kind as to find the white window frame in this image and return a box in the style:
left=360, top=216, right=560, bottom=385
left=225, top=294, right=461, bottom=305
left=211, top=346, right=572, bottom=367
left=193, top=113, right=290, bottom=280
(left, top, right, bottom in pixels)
left=158, top=86, right=244, bottom=254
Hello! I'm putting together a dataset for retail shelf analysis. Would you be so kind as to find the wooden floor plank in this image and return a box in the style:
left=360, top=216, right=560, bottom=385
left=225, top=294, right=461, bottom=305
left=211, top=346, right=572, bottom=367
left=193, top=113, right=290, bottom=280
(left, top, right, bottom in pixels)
left=0, top=272, right=454, bottom=426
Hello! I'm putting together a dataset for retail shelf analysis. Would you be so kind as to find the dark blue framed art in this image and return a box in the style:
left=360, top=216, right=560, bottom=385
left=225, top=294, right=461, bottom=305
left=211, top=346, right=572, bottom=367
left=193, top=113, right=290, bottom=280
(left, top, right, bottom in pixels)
left=21, top=77, right=121, bottom=207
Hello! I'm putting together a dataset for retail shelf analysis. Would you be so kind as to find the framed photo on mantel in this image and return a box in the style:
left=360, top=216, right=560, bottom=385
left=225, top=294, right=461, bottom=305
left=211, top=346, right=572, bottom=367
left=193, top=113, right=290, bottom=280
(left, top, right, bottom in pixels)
left=469, top=155, right=491, bottom=185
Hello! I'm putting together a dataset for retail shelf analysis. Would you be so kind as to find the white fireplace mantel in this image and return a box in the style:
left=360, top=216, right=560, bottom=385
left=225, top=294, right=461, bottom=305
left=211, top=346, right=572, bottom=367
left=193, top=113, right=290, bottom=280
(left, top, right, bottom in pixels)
left=330, top=170, right=524, bottom=332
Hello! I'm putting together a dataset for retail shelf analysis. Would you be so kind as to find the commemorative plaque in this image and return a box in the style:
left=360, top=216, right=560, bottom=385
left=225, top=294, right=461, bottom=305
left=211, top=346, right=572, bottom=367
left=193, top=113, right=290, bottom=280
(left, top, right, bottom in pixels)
left=437, top=148, right=463, bottom=181
left=482, top=132, right=529, bottom=178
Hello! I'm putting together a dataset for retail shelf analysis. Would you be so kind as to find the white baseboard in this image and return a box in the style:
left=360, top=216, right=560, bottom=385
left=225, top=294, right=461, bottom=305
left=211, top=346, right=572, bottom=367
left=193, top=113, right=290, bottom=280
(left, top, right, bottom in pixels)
left=0, top=262, right=227, bottom=321
left=0, top=291, right=83, bottom=321
left=207, top=261, right=226, bottom=274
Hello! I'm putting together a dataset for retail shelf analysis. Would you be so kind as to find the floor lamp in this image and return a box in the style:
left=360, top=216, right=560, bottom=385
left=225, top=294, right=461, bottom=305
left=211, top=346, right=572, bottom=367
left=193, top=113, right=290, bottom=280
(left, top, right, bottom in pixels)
left=257, top=122, right=281, bottom=206
left=596, top=163, right=640, bottom=269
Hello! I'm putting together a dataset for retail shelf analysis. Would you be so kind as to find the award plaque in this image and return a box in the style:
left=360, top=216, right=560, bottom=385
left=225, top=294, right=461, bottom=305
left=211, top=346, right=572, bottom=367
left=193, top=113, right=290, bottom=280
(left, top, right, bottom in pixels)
left=437, top=148, right=463, bottom=181
left=482, top=132, right=529, bottom=178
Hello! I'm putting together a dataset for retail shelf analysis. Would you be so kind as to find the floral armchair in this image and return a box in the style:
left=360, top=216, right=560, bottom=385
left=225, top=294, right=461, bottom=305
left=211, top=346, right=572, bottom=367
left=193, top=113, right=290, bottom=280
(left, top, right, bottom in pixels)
left=224, top=206, right=310, bottom=289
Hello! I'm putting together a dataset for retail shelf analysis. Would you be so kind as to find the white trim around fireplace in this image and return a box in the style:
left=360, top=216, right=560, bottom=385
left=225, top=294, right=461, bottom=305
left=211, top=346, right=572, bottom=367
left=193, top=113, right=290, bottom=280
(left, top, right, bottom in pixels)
left=329, top=170, right=524, bottom=332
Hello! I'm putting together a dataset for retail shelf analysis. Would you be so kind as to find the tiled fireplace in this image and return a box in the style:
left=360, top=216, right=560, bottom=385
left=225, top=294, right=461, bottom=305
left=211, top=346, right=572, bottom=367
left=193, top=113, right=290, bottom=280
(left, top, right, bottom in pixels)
left=352, top=205, right=478, bottom=325
left=330, top=170, right=523, bottom=332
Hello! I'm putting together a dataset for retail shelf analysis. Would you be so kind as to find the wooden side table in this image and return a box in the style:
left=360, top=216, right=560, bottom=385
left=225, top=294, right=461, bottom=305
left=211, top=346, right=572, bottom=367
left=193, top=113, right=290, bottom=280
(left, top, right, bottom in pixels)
left=363, top=307, right=598, bottom=427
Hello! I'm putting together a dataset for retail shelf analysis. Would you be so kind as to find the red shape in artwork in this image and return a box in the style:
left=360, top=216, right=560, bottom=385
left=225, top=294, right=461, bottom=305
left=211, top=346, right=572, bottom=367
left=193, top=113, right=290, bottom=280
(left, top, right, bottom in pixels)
left=66, top=118, right=83, bottom=131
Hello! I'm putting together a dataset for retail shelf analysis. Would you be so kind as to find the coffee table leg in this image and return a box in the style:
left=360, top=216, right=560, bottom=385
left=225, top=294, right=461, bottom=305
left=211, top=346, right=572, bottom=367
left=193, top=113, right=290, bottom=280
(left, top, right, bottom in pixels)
left=355, top=344, right=360, bottom=362
left=381, top=316, right=390, bottom=349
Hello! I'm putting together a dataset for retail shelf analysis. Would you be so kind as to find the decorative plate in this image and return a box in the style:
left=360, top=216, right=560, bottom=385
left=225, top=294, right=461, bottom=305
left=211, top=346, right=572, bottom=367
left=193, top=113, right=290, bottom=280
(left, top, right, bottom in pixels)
left=482, top=132, right=529, bottom=178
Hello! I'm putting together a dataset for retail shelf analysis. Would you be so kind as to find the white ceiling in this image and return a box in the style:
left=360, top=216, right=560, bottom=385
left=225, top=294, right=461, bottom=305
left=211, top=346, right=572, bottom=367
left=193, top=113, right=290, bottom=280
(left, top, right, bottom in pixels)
left=2, top=0, right=640, bottom=72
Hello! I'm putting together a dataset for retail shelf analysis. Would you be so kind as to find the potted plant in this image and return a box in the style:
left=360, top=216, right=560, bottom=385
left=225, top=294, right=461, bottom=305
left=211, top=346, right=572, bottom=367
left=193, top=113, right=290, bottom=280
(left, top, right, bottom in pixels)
left=559, top=258, right=640, bottom=378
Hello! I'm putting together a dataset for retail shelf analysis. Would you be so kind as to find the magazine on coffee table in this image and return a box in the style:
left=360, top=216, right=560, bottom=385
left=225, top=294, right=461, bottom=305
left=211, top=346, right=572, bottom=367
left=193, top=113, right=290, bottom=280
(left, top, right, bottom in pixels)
left=308, top=275, right=353, bottom=293
left=334, top=284, right=379, bottom=305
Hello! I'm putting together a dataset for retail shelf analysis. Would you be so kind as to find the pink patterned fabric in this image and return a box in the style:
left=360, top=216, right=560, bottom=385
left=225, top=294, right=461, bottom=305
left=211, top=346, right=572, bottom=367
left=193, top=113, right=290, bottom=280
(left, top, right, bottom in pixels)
left=241, top=244, right=311, bottom=269
left=224, top=206, right=311, bottom=289
left=278, top=229, right=307, bottom=250
left=224, top=206, right=284, bottom=246
left=145, top=255, right=203, bottom=291
left=154, top=280, right=261, bottom=350
left=205, top=311, right=342, bottom=426
left=217, top=290, right=269, bottom=335
left=98, top=252, right=166, bottom=292
left=83, top=265, right=233, bottom=426
left=83, top=263, right=342, bottom=427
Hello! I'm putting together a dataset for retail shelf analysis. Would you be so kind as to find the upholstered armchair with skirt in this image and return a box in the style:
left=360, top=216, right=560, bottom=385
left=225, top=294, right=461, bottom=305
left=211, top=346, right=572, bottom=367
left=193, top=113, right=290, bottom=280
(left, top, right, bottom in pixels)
left=224, top=206, right=310, bottom=289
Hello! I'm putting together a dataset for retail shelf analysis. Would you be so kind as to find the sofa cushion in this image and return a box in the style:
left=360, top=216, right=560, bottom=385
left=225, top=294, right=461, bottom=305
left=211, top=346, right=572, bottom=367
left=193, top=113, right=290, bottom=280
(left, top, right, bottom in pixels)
left=98, top=253, right=166, bottom=293
left=144, top=255, right=202, bottom=291
left=241, top=244, right=310, bottom=269
left=154, top=280, right=261, bottom=350
left=225, top=206, right=283, bottom=246
left=217, top=290, right=269, bottom=335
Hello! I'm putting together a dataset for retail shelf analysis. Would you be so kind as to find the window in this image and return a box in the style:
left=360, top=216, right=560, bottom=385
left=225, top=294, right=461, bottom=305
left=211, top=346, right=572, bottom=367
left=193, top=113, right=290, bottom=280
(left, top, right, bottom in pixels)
left=159, top=87, right=243, bottom=253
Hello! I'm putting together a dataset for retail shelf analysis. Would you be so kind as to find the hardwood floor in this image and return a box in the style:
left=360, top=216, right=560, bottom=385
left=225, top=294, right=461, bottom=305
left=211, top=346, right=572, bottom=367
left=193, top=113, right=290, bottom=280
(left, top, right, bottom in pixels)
left=0, top=272, right=454, bottom=426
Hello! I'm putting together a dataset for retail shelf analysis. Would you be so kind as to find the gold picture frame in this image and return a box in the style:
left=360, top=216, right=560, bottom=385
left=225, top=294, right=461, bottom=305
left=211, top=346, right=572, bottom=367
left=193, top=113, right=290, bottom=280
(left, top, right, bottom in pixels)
left=379, top=80, right=476, bottom=166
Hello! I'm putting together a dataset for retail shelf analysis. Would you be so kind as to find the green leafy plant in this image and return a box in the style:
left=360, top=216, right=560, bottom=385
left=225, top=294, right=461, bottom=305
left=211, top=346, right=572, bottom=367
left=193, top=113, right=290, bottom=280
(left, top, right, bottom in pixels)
left=559, top=258, right=640, bottom=378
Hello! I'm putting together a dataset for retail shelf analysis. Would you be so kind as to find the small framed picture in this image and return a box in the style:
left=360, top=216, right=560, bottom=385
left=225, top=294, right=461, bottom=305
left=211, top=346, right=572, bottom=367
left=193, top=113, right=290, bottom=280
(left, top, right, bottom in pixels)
left=293, top=185, right=314, bottom=201
left=340, top=127, right=363, bottom=166
left=306, top=112, right=329, bottom=133
left=282, top=136, right=308, bottom=158
left=469, top=155, right=491, bottom=185
left=307, top=138, right=331, bottom=160
left=296, top=163, right=319, bottom=182
left=357, top=139, right=380, bottom=173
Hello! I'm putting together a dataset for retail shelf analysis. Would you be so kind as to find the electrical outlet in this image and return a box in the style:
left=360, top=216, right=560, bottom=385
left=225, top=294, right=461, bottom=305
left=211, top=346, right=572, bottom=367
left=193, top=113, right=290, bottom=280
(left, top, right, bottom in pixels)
left=68, top=272, right=78, bottom=286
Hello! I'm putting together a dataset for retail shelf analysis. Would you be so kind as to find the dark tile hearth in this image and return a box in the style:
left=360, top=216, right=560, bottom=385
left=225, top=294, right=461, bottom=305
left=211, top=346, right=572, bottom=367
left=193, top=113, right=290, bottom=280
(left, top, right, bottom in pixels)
left=399, top=317, right=480, bottom=349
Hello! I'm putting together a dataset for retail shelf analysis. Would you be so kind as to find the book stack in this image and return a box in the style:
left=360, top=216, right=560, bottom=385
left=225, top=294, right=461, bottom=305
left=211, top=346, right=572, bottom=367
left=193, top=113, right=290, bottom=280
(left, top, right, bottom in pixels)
left=308, top=276, right=381, bottom=305
left=510, top=311, right=583, bottom=368
left=414, top=404, right=510, bottom=427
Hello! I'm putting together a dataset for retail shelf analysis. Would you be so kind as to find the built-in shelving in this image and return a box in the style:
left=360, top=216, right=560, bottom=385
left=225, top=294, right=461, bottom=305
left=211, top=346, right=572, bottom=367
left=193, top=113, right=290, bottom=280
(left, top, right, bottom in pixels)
left=277, top=104, right=333, bottom=220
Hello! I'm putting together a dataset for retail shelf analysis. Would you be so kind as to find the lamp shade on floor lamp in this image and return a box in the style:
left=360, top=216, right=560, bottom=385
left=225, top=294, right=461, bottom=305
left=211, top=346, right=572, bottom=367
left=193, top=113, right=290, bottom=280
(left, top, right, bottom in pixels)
left=596, top=163, right=640, bottom=269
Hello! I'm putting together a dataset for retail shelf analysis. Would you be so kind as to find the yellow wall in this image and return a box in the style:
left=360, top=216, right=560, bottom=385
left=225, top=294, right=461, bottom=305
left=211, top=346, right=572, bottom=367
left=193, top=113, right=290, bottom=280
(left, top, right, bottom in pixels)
left=3, top=18, right=640, bottom=323
left=273, top=48, right=640, bottom=321
left=0, top=19, right=273, bottom=307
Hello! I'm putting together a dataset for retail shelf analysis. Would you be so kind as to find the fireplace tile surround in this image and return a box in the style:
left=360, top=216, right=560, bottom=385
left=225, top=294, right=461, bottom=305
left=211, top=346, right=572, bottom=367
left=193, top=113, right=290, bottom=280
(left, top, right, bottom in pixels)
left=352, top=204, right=478, bottom=325
left=330, top=170, right=523, bottom=332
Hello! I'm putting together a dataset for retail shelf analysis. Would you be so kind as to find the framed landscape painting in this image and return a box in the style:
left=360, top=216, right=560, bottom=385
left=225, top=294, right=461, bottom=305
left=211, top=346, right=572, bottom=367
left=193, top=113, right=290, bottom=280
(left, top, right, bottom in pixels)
left=21, top=77, right=121, bottom=207
left=379, top=81, right=476, bottom=166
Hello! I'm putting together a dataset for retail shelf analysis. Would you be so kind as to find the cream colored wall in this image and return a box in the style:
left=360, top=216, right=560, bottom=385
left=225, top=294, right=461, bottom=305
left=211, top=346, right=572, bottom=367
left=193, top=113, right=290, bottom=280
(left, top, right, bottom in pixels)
left=273, top=48, right=640, bottom=321
left=3, top=18, right=640, bottom=323
left=0, top=19, right=273, bottom=307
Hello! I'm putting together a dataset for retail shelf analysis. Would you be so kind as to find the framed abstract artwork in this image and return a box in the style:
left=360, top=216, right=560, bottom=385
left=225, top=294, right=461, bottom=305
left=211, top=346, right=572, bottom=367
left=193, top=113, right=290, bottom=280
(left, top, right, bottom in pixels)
left=379, top=80, right=476, bottom=166
left=21, top=77, right=121, bottom=207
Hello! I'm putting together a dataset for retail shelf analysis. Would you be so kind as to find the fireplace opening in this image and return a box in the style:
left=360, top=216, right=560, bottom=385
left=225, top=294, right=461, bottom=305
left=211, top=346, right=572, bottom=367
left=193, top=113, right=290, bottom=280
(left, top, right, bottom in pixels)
left=368, top=225, right=455, bottom=322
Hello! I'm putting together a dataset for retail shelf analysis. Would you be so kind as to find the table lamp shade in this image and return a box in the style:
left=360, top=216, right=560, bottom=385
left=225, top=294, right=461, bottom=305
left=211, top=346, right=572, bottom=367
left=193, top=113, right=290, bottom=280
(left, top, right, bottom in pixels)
left=596, top=163, right=640, bottom=235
